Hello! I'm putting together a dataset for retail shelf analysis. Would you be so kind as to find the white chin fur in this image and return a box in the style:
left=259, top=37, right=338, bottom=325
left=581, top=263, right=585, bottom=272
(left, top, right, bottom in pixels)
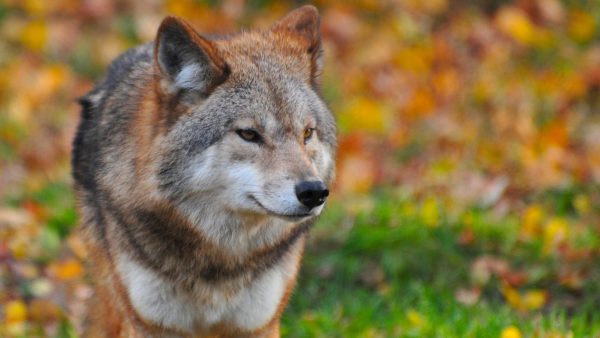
left=116, top=252, right=296, bottom=333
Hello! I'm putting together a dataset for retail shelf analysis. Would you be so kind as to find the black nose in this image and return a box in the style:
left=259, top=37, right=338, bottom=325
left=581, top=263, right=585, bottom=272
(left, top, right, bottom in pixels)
left=295, top=181, right=329, bottom=209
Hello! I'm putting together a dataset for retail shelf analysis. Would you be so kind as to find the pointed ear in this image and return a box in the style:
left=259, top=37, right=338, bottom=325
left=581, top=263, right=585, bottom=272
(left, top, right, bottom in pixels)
left=154, top=16, right=229, bottom=95
left=271, top=5, right=323, bottom=86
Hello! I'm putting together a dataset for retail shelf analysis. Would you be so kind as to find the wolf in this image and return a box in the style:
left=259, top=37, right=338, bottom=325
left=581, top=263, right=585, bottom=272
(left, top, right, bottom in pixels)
left=71, top=5, right=336, bottom=337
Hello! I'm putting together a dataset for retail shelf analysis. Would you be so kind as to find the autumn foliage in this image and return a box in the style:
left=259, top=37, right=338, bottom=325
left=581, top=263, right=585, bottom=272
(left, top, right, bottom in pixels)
left=0, top=0, right=599, bottom=336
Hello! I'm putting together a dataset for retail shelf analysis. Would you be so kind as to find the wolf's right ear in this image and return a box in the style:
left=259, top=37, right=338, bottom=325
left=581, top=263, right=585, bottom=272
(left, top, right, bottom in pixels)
left=271, top=6, right=323, bottom=87
left=154, top=17, right=229, bottom=95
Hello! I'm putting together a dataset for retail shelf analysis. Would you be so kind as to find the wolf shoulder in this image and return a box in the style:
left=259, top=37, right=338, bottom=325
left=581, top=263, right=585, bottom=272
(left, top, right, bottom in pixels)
left=80, top=43, right=154, bottom=116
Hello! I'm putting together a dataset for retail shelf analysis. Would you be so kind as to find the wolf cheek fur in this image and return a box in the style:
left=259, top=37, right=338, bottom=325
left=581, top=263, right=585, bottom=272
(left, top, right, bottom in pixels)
left=72, top=5, right=337, bottom=338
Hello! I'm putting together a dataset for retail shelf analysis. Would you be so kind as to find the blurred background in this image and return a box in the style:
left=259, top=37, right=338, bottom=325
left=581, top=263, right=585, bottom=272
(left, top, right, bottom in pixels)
left=1, top=0, right=600, bottom=337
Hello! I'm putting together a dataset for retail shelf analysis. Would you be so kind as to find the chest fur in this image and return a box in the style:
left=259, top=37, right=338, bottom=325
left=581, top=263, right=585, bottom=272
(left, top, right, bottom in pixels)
left=115, top=253, right=298, bottom=334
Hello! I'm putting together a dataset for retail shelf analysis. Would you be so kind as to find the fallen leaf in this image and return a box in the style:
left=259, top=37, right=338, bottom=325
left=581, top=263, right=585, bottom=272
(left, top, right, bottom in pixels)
left=4, top=300, right=27, bottom=324
left=500, top=326, right=522, bottom=338
left=496, top=7, right=536, bottom=45
left=28, top=299, right=62, bottom=323
left=20, top=20, right=47, bottom=53
left=523, top=289, right=547, bottom=310
left=49, top=259, right=84, bottom=280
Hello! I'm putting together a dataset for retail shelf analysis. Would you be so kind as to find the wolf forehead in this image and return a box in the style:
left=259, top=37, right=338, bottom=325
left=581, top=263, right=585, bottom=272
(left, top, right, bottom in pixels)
left=164, top=36, right=334, bottom=141
left=189, top=34, right=326, bottom=123
left=216, top=32, right=315, bottom=78
left=205, top=74, right=328, bottom=126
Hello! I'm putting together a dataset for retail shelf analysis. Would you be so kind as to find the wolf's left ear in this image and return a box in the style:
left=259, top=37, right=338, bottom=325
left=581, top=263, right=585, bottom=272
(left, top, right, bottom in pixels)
left=271, top=5, right=323, bottom=86
left=154, top=16, right=229, bottom=95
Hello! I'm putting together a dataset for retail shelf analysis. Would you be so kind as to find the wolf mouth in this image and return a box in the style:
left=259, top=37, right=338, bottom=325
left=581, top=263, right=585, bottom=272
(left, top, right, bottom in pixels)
left=248, top=195, right=312, bottom=221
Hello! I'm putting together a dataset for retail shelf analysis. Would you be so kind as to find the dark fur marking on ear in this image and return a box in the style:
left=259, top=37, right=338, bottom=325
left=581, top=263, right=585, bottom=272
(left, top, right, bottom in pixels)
left=77, top=97, right=93, bottom=119
left=155, top=16, right=229, bottom=98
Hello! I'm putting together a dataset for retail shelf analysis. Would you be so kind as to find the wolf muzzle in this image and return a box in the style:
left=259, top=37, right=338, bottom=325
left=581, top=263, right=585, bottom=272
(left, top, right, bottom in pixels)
left=295, top=180, right=329, bottom=209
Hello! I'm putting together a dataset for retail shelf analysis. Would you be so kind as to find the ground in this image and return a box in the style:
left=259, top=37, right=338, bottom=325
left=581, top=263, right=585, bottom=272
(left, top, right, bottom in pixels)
left=1, top=1, right=600, bottom=337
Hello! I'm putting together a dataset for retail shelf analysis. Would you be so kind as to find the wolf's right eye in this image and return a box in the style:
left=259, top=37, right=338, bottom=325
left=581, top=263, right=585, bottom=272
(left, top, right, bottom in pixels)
left=236, top=129, right=261, bottom=143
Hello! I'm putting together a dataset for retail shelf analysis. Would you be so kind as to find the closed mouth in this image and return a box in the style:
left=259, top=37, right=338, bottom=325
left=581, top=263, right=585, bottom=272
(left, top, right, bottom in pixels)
left=249, top=195, right=311, bottom=220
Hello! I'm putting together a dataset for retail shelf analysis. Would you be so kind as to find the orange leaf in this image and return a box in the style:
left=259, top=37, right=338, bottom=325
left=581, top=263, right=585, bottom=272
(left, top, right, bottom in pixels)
left=50, top=259, right=84, bottom=280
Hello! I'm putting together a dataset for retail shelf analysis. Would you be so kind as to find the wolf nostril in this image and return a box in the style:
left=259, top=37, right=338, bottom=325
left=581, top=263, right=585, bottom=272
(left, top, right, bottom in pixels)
left=295, top=181, right=329, bottom=209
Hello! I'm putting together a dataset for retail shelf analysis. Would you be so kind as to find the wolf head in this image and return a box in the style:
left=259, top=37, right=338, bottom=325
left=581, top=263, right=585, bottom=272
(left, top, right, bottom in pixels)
left=149, top=6, right=336, bottom=239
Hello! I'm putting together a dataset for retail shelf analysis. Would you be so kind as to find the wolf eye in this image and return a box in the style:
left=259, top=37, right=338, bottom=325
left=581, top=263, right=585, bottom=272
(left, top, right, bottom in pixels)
left=236, top=129, right=261, bottom=143
left=303, top=128, right=314, bottom=143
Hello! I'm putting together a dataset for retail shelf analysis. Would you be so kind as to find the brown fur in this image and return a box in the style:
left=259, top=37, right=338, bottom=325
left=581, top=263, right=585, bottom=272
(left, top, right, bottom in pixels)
left=72, top=6, right=335, bottom=337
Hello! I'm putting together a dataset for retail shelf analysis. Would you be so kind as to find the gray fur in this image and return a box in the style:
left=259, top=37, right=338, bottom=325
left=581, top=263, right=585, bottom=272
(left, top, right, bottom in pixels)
left=72, top=9, right=336, bottom=336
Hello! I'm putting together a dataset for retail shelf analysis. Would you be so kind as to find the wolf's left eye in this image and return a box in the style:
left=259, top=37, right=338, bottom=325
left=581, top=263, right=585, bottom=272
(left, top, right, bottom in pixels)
left=236, top=129, right=261, bottom=143
left=303, top=128, right=314, bottom=143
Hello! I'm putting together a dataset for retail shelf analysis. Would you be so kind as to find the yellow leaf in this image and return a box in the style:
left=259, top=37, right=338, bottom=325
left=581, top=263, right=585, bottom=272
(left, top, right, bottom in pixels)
left=165, top=0, right=194, bottom=16
left=461, top=212, right=474, bottom=227
left=406, top=309, right=426, bottom=328
left=573, top=194, right=590, bottom=215
left=394, top=45, right=434, bottom=74
left=569, top=10, right=596, bottom=42
left=23, top=0, right=47, bottom=16
left=9, top=236, right=29, bottom=260
left=528, top=27, right=554, bottom=49
left=543, top=217, right=569, bottom=254
left=164, top=0, right=207, bottom=20
left=20, top=20, right=47, bottom=53
left=401, top=202, right=417, bottom=218
left=502, top=286, right=524, bottom=311
left=500, top=326, right=522, bottom=338
left=523, top=289, right=547, bottom=310
left=521, top=204, right=544, bottom=239
left=4, top=300, right=27, bottom=324
left=496, top=7, right=536, bottom=45
left=340, top=97, right=387, bottom=134
left=421, top=197, right=439, bottom=228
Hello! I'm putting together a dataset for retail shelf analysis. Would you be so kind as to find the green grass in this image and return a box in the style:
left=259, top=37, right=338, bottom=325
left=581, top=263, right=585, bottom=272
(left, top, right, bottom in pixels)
left=4, top=183, right=599, bottom=337
left=282, top=192, right=600, bottom=337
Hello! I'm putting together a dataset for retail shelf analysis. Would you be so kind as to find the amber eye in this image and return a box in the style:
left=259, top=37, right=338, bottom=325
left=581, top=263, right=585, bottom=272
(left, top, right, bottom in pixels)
left=236, top=129, right=261, bottom=143
left=303, top=128, right=314, bottom=143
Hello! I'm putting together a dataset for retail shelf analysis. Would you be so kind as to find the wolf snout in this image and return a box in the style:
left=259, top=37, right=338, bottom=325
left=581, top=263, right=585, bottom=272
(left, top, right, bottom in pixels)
left=295, top=181, right=329, bottom=209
